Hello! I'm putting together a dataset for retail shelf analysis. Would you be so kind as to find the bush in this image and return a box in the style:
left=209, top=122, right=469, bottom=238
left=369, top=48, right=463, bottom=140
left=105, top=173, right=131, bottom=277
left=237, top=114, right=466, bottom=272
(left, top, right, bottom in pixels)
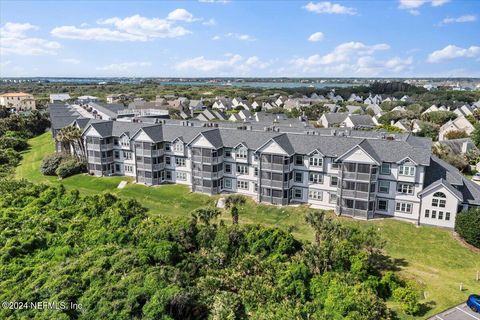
left=41, top=153, right=67, bottom=176
left=55, top=158, right=87, bottom=178
left=0, top=135, right=28, bottom=152
left=455, top=208, right=480, bottom=248
left=444, top=130, right=468, bottom=140
left=393, top=286, right=420, bottom=315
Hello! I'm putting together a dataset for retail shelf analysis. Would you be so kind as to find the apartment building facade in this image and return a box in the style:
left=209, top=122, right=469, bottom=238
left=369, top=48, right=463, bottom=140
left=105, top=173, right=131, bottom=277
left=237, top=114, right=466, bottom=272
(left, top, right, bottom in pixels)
left=56, top=117, right=480, bottom=229
left=0, top=92, right=36, bottom=111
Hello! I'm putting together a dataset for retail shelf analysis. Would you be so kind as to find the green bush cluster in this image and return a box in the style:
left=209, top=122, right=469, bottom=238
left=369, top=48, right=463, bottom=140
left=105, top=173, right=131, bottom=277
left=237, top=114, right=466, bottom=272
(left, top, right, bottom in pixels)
left=455, top=208, right=480, bottom=248
left=41, top=153, right=86, bottom=178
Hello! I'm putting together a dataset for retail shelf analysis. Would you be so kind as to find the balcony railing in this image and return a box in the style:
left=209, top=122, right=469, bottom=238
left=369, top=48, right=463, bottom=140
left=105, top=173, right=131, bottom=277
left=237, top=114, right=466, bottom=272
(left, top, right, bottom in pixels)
left=339, top=189, right=369, bottom=199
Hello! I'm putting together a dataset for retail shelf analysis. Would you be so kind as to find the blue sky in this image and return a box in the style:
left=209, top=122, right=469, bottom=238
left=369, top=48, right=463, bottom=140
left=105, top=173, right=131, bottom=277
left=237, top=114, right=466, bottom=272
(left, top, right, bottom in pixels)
left=0, top=0, right=479, bottom=77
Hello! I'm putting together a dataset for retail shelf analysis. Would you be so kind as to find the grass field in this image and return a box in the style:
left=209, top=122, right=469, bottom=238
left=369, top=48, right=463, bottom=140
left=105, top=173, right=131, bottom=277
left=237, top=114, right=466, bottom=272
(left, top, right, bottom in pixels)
left=15, top=132, right=480, bottom=318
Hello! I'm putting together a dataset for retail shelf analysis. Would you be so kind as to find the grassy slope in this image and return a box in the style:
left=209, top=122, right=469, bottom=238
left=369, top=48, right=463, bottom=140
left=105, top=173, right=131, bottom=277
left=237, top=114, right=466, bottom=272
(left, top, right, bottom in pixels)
left=15, top=132, right=480, bottom=318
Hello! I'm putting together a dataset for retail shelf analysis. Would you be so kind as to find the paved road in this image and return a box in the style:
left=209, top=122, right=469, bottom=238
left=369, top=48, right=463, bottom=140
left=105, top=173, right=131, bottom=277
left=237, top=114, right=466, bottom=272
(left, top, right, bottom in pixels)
left=429, top=303, right=480, bottom=320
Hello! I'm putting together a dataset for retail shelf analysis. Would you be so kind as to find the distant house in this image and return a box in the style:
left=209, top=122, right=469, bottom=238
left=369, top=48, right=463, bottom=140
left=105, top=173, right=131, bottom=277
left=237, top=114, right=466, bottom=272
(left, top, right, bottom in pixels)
left=0, top=92, right=36, bottom=111
left=435, top=138, right=479, bottom=155
left=347, top=93, right=363, bottom=102
left=275, top=96, right=288, bottom=107
left=323, top=103, right=339, bottom=113
left=366, top=104, right=383, bottom=116
left=345, top=105, right=363, bottom=114
left=319, top=113, right=349, bottom=128
left=189, top=100, right=205, bottom=111
left=341, top=114, right=376, bottom=129
left=212, top=98, right=233, bottom=111
left=196, top=109, right=227, bottom=122
left=262, top=102, right=277, bottom=111
left=454, top=105, right=474, bottom=117
left=238, top=109, right=252, bottom=120
left=391, top=106, right=406, bottom=112
left=439, top=116, right=475, bottom=141
left=251, top=100, right=261, bottom=110
left=228, top=113, right=242, bottom=122
left=400, top=95, right=411, bottom=102
left=364, top=94, right=382, bottom=105
left=106, top=93, right=135, bottom=104
left=283, top=99, right=299, bottom=110
left=50, top=93, right=71, bottom=103
left=393, top=119, right=423, bottom=133
left=88, top=102, right=126, bottom=120
left=77, top=95, right=99, bottom=104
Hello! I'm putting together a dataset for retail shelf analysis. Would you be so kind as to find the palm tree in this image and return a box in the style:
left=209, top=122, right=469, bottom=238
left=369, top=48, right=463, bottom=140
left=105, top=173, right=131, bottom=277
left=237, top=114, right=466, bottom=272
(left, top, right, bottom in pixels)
left=305, top=210, right=326, bottom=245
left=56, top=126, right=86, bottom=159
left=191, top=207, right=222, bottom=226
left=225, top=194, right=246, bottom=225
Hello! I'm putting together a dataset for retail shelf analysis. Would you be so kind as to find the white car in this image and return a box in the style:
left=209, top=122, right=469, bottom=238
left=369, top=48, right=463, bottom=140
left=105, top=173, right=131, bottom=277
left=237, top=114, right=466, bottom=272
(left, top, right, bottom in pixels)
left=473, top=173, right=480, bottom=181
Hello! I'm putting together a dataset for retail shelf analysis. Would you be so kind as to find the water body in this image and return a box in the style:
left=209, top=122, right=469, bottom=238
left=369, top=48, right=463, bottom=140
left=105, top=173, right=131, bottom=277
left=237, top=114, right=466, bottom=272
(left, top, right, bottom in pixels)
left=5, top=78, right=362, bottom=88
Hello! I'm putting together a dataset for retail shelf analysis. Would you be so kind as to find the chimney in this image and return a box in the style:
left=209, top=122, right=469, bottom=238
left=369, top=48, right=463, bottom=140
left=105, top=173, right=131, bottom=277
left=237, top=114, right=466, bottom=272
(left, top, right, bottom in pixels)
left=461, top=141, right=470, bottom=154
left=390, top=120, right=395, bottom=125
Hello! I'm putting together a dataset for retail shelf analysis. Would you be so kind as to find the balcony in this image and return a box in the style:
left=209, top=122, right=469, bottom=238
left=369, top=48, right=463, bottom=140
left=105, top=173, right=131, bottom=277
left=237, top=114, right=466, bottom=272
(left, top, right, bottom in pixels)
left=263, top=163, right=290, bottom=171
left=342, top=172, right=372, bottom=181
left=339, top=189, right=369, bottom=199
left=192, top=156, right=223, bottom=164
left=100, top=143, right=114, bottom=151
left=260, top=196, right=288, bottom=205
left=336, top=206, right=368, bottom=219
left=261, top=179, right=286, bottom=189
left=193, top=170, right=224, bottom=179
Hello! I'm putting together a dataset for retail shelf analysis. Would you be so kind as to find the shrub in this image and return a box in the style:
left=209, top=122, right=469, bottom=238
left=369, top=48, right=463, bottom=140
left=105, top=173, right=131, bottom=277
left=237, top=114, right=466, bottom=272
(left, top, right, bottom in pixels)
left=55, top=158, right=87, bottom=178
left=0, top=135, right=28, bottom=152
left=41, top=153, right=67, bottom=176
left=455, top=208, right=480, bottom=248
left=444, top=130, right=468, bottom=140
left=393, top=286, right=420, bottom=315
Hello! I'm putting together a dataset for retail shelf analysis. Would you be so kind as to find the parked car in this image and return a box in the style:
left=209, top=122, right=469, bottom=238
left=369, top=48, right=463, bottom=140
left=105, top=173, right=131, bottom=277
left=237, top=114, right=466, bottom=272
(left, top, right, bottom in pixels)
left=467, top=294, right=480, bottom=313
left=472, top=173, right=480, bottom=181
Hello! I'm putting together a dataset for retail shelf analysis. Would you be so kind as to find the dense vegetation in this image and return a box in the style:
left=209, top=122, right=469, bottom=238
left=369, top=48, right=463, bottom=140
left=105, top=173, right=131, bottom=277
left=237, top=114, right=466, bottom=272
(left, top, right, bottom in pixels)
left=0, top=180, right=422, bottom=319
left=0, top=107, right=50, bottom=177
left=455, top=208, right=480, bottom=248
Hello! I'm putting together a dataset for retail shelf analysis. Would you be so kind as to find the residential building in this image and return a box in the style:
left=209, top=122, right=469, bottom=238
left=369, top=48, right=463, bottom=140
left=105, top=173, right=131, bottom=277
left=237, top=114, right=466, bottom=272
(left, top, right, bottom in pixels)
left=77, top=96, right=100, bottom=104
left=439, top=116, right=475, bottom=141
left=49, top=111, right=480, bottom=229
left=50, top=93, right=71, bottom=103
left=0, top=92, right=35, bottom=111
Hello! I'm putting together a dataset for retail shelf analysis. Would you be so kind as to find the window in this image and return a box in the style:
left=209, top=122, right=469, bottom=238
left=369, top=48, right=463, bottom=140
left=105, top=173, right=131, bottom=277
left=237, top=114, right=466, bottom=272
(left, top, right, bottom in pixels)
left=431, top=210, right=436, bottom=219
left=344, top=163, right=356, bottom=172
left=225, top=164, right=232, bottom=173
left=438, top=211, right=443, bottom=220
left=165, top=143, right=171, bottom=152
left=237, top=180, right=249, bottom=190
left=425, top=209, right=430, bottom=218
left=309, top=156, right=323, bottom=167
left=236, top=147, right=248, bottom=159
left=330, top=176, right=338, bottom=187
left=237, top=164, right=248, bottom=175
left=225, top=149, right=232, bottom=157
left=343, top=199, right=354, bottom=208
left=173, top=142, right=184, bottom=153
left=432, top=192, right=446, bottom=207
left=224, top=178, right=232, bottom=189
left=432, top=192, right=446, bottom=208
left=295, top=172, right=303, bottom=183
left=395, top=201, right=412, bottom=214
left=165, top=171, right=172, bottom=180
left=295, top=155, right=303, bottom=165
left=114, top=151, right=120, bottom=159
left=329, top=192, right=337, bottom=204
left=175, top=158, right=186, bottom=167
left=380, top=163, right=391, bottom=175
left=309, top=190, right=322, bottom=200
left=176, top=172, right=187, bottom=181
left=254, top=167, right=259, bottom=177
left=294, top=188, right=302, bottom=199
left=397, top=183, right=414, bottom=195
left=254, top=183, right=258, bottom=192
left=399, top=164, right=415, bottom=176
left=165, top=157, right=171, bottom=165
left=445, top=212, right=450, bottom=221
left=331, top=162, right=340, bottom=170
left=377, top=199, right=388, bottom=211
left=357, top=164, right=370, bottom=173
left=378, top=181, right=390, bottom=193
left=309, top=172, right=323, bottom=184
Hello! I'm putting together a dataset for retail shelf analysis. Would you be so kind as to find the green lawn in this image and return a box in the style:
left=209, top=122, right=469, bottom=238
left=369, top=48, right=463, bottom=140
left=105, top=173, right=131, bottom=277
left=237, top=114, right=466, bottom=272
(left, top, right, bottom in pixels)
left=15, top=132, right=480, bottom=318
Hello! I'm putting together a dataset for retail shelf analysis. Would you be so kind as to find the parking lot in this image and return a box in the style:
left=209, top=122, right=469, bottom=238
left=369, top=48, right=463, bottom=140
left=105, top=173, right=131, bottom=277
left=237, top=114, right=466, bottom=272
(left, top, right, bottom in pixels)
left=429, top=303, right=480, bottom=320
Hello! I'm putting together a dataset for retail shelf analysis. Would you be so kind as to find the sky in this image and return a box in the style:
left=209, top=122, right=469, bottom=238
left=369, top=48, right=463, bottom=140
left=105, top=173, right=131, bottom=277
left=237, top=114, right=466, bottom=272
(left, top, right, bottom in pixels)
left=0, top=0, right=479, bottom=78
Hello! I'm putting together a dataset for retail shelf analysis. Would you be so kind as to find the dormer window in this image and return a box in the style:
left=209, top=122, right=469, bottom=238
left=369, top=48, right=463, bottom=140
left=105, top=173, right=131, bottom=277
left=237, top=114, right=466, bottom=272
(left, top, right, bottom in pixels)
left=236, top=146, right=248, bottom=159
left=173, top=142, right=184, bottom=153
left=309, top=155, right=323, bottom=167
left=398, top=163, right=415, bottom=176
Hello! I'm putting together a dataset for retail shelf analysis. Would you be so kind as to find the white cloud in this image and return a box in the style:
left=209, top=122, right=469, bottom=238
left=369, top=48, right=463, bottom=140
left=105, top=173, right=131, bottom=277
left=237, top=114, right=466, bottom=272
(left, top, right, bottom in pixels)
left=224, top=32, right=256, bottom=41
left=96, top=61, right=152, bottom=73
left=291, top=41, right=389, bottom=67
left=308, top=32, right=324, bottom=42
left=288, top=41, right=410, bottom=76
left=440, top=15, right=476, bottom=25
left=303, top=2, right=357, bottom=15
left=212, top=35, right=221, bottom=40
left=175, top=54, right=270, bottom=75
left=167, top=9, right=195, bottom=22
left=202, top=18, right=217, bottom=26
left=398, top=0, right=450, bottom=15
left=0, top=22, right=61, bottom=55
left=61, top=58, right=81, bottom=64
left=427, top=45, right=480, bottom=63
left=52, top=14, right=191, bottom=41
